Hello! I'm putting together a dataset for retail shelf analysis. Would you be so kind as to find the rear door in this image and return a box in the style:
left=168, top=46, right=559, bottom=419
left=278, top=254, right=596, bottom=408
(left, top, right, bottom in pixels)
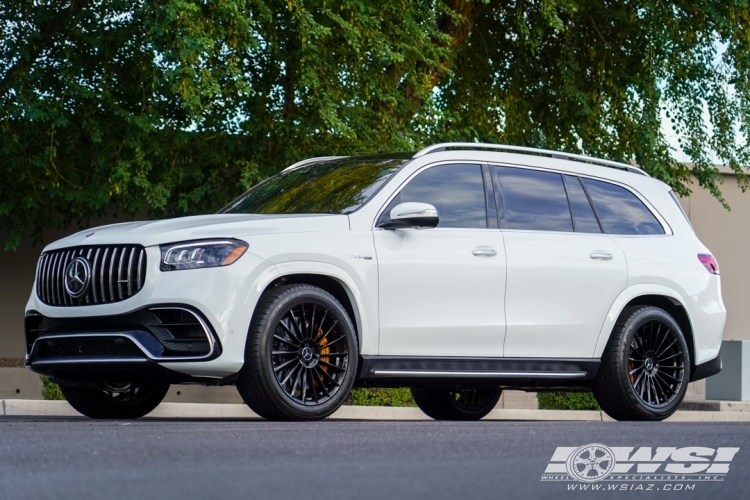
left=495, top=166, right=628, bottom=358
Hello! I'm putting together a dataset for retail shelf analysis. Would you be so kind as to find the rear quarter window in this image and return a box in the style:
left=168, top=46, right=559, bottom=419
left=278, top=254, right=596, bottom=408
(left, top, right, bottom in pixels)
left=582, top=179, right=664, bottom=235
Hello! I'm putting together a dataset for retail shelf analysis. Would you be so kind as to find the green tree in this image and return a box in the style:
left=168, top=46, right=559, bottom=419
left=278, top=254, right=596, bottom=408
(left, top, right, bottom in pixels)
left=1, top=1, right=749, bottom=249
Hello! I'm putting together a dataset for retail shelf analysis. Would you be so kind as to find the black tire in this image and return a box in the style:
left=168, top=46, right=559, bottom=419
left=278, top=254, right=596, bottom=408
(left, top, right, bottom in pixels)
left=410, top=388, right=502, bottom=421
left=592, top=305, right=690, bottom=421
left=237, top=284, right=359, bottom=421
left=60, top=381, right=169, bottom=419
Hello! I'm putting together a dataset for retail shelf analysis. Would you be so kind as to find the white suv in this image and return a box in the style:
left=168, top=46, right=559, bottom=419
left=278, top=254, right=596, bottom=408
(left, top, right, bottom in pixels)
left=24, top=143, right=725, bottom=421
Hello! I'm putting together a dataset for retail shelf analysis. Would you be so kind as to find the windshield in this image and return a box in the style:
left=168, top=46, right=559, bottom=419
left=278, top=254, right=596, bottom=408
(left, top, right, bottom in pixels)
left=220, top=154, right=411, bottom=215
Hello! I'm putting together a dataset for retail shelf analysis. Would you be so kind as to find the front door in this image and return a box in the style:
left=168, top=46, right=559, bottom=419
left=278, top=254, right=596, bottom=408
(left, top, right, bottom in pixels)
left=374, top=163, right=507, bottom=357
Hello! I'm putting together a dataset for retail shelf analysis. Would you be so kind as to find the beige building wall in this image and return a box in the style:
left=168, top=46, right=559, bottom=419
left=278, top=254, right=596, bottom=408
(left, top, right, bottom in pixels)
left=0, top=171, right=748, bottom=360
left=680, top=170, right=750, bottom=341
left=0, top=233, right=49, bottom=359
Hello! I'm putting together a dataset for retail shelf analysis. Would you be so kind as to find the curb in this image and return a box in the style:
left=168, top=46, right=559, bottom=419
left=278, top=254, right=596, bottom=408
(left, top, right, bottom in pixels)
left=3, top=400, right=750, bottom=421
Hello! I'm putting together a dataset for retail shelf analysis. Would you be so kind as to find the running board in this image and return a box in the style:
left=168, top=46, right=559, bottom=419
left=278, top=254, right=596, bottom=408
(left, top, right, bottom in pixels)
left=356, top=356, right=600, bottom=389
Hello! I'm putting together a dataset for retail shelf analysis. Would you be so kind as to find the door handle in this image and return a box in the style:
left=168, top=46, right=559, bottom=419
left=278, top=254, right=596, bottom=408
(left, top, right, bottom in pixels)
left=472, top=246, right=497, bottom=257
left=589, top=251, right=614, bottom=261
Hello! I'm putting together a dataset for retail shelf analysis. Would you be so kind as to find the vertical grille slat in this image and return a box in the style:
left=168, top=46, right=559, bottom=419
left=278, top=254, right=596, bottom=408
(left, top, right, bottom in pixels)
left=39, top=255, right=47, bottom=303
left=62, top=250, right=72, bottom=306
left=38, top=255, right=48, bottom=303
left=127, top=247, right=136, bottom=297
left=117, top=247, right=127, bottom=301
left=137, top=248, right=146, bottom=290
left=100, top=247, right=110, bottom=303
left=52, top=252, right=62, bottom=306
left=35, top=245, right=147, bottom=307
left=84, top=249, right=93, bottom=305
left=109, top=247, right=119, bottom=303
left=47, top=254, right=54, bottom=302
left=35, top=257, right=44, bottom=303
left=91, top=248, right=101, bottom=304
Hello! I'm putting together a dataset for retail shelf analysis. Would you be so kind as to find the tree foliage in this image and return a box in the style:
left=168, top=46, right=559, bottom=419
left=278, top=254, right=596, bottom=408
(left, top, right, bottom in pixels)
left=1, top=0, right=749, bottom=249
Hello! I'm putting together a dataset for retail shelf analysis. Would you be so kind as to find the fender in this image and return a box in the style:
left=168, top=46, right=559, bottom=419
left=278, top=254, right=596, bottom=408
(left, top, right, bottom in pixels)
left=272, top=261, right=375, bottom=356
left=167, top=260, right=375, bottom=377
left=593, top=284, right=694, bottom=359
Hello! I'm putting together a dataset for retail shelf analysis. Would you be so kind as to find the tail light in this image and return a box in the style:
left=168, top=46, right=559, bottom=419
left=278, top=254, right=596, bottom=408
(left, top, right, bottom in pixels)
left=698, top=254, right=720, bottom=275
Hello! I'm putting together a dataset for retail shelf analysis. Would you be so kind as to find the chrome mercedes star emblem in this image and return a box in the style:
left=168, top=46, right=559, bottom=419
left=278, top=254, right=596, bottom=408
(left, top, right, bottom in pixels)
left=301, top=346, right=314, bottom=362
left=64, top=257, right=92, bottom=299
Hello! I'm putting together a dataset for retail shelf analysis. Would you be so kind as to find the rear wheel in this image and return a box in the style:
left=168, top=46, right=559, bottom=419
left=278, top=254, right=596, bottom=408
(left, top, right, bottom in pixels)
left=593, top=305, right=690, bottom=421
left=410, top=388, right=502, bottom=421
left=237, top=284, right=358, bottom=421
left=60, top=381, right=169, bottom=419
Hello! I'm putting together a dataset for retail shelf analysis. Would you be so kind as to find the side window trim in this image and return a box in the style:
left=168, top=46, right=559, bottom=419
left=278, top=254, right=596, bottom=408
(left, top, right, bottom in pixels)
left=575, top=175, right=606, bottom=233
left=560, top=174, right=577, bottom=233
left=489, top=165, right=507, bottom=229
left=481, top=164, right=498, bottom=229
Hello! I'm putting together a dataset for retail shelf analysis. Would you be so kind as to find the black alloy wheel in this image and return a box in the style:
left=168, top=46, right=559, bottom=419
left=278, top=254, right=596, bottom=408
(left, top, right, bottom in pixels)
left=627, top=319, right=686, bottom=408
left=237, top=284, right=358, bottom=421
left=270, top=301, right=350, bottom=406
left=593, top=305, right=690, bottom=421
left=411, top=387, right=502, bottom=420
left=60, top=380, right=170, bottom=419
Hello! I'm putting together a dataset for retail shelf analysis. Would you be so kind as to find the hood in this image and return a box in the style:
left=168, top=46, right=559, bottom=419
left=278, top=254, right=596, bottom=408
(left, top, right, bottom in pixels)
left=44, top=213, right=350, bottom=251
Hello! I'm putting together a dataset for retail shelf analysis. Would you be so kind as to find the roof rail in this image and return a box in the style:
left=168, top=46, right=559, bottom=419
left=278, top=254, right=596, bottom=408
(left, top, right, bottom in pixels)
left=282, top=156, right=347, bottom=173
left=413, top=143, right=648, bottom=176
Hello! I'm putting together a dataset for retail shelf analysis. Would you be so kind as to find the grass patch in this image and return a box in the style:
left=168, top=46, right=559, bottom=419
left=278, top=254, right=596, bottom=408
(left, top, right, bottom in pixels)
left=537, top=391, right=600, bottom=410
left=345, top=388, right=416, bottom=407
left=41, top=377, right=65, bottom=400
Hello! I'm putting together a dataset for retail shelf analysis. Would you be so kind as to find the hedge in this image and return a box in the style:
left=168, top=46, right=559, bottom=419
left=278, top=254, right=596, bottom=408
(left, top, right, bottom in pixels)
left=344, top=388, right=416, bottom=407
left=537, top=391, right=600, bottom=410
left=41, top=377, right=65, bottom=400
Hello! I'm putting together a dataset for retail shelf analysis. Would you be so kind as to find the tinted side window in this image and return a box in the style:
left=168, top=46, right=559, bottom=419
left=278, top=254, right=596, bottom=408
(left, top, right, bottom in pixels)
left=582, top=179, right=664, bottom=235
left=379, top=164, right=487, bottom=228
left=564, top=175, right=601, bottom=233
left=494, top=166, right=573, bottom=232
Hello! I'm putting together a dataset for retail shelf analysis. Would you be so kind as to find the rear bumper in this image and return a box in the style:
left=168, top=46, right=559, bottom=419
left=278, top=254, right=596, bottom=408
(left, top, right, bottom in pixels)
left=690, top=353, right=722, bottom=382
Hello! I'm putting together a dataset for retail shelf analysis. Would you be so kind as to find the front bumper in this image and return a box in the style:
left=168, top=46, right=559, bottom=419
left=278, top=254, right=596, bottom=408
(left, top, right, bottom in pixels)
left=25, top=246, right=280, bottom=379
left=25, top=305, right=223, bottom=383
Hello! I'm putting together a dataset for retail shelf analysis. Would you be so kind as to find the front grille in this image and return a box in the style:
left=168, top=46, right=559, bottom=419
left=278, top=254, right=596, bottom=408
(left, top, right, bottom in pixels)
left=37, top=245, right=147, bottom=306
left=37, top=337, right=144, bottom=359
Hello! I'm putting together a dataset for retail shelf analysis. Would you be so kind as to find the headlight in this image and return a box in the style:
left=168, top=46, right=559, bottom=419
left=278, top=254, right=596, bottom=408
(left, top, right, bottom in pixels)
left=160, top=239, right=248, bottom=271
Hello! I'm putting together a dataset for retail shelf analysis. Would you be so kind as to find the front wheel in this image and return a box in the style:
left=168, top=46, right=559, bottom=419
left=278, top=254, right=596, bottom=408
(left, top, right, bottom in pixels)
left=60, top=381, right=169, bottom=419
left=410, top=388, right=502, bottom=421
left=237, top=284, right=359, bottom=421
left=592, top=305, right=690, bottom=421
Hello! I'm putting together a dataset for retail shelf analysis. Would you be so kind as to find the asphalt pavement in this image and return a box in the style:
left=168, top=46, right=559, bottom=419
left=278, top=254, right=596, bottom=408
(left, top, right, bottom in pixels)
left=0, top=418, right=748, bottom=500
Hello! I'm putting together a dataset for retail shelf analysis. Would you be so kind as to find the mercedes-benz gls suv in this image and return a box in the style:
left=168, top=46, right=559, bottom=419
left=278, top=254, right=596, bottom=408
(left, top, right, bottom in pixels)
left=25, top=143, right=725, bottom=421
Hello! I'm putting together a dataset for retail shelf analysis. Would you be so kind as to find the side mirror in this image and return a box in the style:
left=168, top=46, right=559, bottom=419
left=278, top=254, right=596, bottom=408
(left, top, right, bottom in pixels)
left=378, top=202, right=439, bottom=229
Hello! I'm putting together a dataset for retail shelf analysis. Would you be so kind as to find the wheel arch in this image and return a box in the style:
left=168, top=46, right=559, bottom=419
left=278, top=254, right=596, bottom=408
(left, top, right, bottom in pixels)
left=254, top=266, right=371, bottom=355
left=594, top=285, right=696, bottom=374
